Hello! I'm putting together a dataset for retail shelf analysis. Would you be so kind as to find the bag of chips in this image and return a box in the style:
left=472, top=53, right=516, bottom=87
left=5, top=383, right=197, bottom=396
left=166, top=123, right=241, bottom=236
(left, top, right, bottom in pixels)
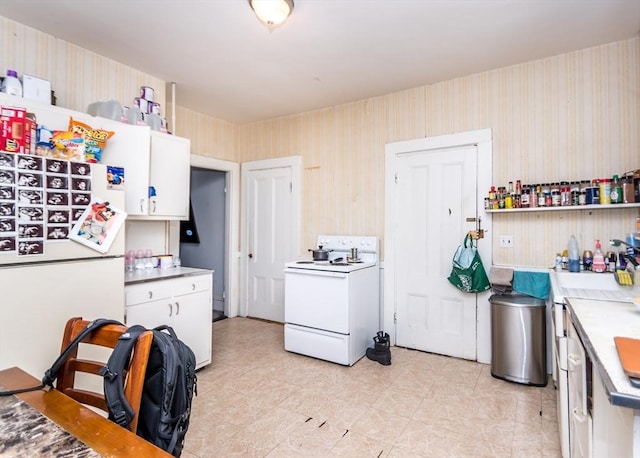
left=68, top=117, right=114, bottom=163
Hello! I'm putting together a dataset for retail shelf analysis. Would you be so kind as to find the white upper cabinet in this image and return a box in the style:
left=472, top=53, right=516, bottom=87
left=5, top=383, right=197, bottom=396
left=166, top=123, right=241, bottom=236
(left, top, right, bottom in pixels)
left=148, top=131, right=190, bottom=219
left=100, top=121, right=191, bottom=220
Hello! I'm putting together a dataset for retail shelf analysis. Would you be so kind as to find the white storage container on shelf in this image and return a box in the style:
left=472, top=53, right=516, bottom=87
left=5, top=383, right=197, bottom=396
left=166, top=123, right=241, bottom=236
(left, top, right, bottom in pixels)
left=1, top=69, right=22, bottom=97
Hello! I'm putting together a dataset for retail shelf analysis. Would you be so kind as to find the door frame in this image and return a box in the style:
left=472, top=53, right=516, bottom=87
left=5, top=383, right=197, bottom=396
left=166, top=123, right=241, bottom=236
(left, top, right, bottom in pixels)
left=178, top=154, right=240, bottom=318
left=384, top=128, right=493, bottom=363
left=240, top=156, right=301, bottom=317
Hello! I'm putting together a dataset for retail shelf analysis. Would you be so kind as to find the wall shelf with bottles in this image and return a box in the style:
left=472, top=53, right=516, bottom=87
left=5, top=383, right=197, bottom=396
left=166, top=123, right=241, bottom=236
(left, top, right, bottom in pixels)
left=485, top=203, right=640, bottom=213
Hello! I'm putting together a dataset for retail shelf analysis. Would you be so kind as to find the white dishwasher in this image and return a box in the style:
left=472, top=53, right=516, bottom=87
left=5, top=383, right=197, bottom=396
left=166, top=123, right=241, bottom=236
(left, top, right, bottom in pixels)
left=284, top=235, right=380, bottom=366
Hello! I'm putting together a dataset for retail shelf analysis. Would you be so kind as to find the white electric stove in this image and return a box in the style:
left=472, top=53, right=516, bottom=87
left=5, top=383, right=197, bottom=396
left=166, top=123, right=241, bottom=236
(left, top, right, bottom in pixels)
left=284, top=235, right=380, bottom=365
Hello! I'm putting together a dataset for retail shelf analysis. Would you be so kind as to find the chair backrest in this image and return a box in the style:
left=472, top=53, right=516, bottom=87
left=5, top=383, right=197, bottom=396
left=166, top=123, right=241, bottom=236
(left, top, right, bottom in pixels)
left=55, top=317, right=153, bottom=432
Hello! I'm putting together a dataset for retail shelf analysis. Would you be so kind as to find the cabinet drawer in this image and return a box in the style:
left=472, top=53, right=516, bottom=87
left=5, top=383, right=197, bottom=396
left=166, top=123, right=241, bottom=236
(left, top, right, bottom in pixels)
left=172, top=275, right=211, bottom=296
left=126, top=283, right=172, bottom=306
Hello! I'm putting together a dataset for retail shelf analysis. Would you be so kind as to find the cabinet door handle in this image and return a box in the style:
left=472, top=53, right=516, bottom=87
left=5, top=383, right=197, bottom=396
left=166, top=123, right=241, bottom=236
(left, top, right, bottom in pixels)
left=175, top=302, right=180, bottom=315
left=148, top=291, right=153, bottom=299
left=152, top=200, right=157, bottom=213
left=139, top=198, right=145, bottom=213
left=168, top=303, right=173, bottom=317
left=191, top=283, right=195, bottom=291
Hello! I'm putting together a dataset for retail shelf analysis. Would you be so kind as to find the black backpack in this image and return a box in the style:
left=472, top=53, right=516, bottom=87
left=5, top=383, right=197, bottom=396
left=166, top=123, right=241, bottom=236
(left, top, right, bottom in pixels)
left=0, top=318, right=197, bottom=458
left=103, top=323, right=197, bottom=457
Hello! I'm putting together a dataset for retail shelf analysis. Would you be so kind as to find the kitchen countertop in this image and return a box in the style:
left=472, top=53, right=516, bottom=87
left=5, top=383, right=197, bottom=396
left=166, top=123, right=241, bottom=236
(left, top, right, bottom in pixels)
left=124, top=266, right=213, bottom=285
left=566, top=296, right=640, bottom=409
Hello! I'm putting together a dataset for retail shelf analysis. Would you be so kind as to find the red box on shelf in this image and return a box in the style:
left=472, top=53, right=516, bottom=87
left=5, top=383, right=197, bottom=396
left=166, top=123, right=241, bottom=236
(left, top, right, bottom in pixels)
left=0, top=105, right=27, bottom=153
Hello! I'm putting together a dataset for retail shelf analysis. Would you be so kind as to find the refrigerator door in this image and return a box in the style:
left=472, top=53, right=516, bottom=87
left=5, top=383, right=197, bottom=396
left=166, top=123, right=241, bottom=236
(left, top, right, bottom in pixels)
left=0, top=257, right=125, bottom=378
left=0, top=163, right=125, bottom=266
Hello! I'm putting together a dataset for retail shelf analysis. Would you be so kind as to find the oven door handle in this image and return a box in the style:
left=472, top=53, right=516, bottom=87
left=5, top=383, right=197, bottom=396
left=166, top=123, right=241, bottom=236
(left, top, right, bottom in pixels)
left=284, top=269, right=348, bottom=279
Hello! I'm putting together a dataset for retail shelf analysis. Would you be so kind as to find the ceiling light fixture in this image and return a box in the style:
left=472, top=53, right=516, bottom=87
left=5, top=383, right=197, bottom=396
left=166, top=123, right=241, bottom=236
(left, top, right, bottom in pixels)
left=249, top=0, right=294, bottom=30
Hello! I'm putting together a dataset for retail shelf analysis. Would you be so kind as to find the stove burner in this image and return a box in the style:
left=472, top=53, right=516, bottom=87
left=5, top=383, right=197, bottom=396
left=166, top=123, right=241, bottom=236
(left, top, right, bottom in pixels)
left=331, top=262, right=350, bottom=266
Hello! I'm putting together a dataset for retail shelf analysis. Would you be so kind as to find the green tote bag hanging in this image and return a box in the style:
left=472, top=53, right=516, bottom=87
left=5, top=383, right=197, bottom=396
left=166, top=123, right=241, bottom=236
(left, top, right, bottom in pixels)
left=447, top=234, right=491, bottom=293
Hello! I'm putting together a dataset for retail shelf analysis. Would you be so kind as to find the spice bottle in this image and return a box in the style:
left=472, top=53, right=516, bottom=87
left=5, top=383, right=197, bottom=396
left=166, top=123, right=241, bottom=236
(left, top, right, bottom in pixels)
left=520, top=185, right=530, bottom=208
left=540, top=183, right=550, bottom=207
left=497, top=187, right=506, bottom=209
left=623, top=175, right=636, bottom=203
left=560, top=181, right=571, bottom=206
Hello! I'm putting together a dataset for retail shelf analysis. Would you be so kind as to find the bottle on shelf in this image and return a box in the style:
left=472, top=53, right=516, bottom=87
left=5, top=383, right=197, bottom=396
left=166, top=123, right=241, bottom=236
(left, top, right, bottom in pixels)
left=488, top=185, right=497, bottom=209
left=530, top=184, right=539, bottom=208
left=623, top=175, right=636, bottom=203
left=497, top=186, right=506, bottom=209
left=611, top=175, right=623, bottom=204
left=592, top=240, right=607, bottom=273
left=599, top=178, right=612, bottom=204
left=560, top=181, right=571, bottom=206
left=0, top=69, right=22, bottom=97
left=520, top=185, right=530, bottom=208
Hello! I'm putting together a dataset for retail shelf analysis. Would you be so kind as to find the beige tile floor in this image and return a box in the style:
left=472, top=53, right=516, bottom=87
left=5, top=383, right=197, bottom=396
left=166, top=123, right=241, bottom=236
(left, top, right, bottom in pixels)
left=182, top=317, right=562, bottom=457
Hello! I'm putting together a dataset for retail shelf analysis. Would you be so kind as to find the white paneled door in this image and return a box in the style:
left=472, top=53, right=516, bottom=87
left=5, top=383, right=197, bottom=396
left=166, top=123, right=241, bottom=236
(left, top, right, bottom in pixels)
left=385, top=130, right=492, bottom=361
left=243, top=157, right=300, bottom=323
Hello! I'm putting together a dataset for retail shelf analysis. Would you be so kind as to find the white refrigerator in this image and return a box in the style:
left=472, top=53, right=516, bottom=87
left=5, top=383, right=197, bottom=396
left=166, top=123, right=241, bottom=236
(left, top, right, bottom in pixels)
left=0, top=160, right=126, bottom=379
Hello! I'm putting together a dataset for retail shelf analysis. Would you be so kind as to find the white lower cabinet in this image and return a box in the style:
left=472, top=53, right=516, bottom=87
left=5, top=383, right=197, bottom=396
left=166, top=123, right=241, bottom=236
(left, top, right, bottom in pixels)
left=125, top=273, right=212, bottom=369
left=591, top=371, right=634, bottom=458
left=567, top=320, right=592, bottom=458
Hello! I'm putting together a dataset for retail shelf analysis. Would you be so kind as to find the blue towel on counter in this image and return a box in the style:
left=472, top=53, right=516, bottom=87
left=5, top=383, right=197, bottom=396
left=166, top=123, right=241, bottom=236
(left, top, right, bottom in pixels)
left=512, top=271, right=550, bottom=300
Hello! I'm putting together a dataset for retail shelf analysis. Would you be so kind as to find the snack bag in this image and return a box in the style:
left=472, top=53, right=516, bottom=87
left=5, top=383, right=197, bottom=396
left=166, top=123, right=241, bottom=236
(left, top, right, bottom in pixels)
left=50, top=130, right=85, bottom=161
left=68, top=117, right=114, bottom=163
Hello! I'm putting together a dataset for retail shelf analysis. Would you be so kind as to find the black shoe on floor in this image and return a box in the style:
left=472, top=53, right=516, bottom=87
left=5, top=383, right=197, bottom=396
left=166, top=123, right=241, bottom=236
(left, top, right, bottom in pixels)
left=366, top=347, right=392, bottom=366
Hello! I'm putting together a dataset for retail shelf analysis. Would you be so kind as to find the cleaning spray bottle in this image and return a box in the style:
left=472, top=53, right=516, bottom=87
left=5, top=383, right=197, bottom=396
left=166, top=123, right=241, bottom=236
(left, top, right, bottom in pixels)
left=593, top=239, right=606, bottom=273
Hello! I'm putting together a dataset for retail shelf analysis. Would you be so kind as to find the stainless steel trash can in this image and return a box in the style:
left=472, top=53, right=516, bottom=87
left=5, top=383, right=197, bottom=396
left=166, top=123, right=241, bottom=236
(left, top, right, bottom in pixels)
left=490, top=294, right=547, bottom=386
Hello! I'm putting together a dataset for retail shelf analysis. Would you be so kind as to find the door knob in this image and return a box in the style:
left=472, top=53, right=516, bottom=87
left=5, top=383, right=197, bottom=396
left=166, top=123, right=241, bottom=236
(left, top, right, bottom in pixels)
left=248, top=253, right=253, bottom=259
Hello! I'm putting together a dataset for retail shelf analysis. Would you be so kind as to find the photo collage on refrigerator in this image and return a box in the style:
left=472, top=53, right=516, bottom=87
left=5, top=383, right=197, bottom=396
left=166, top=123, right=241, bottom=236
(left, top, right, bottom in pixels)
left=0, top=152, right=92, bottom=256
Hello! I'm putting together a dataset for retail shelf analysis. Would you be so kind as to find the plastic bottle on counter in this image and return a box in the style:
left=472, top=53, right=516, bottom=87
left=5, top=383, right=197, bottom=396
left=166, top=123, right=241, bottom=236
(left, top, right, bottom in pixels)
left=0, top=69, right=22, bottom=97
left=555, top=253, right=563, bottom=271
left=568, top=235, right=580, bottom=272
left=592, top=240, right=607, bottom=273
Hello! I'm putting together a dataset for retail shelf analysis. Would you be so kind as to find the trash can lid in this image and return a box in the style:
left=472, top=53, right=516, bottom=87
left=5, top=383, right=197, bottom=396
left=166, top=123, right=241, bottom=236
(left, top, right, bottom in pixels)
left=489, top=294, right=546, bottom=307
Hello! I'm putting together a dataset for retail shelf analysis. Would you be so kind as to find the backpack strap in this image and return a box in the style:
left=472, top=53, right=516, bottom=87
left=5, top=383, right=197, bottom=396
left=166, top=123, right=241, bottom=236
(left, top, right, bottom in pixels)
left=101, top=324, right=148, bottom=430
left=0, top=318, right=122, bottom=397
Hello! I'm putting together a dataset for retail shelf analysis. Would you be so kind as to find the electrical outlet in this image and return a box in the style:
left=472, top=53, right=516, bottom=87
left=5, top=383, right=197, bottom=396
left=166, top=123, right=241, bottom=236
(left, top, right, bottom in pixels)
left=500, top=235, right=513, bottom=248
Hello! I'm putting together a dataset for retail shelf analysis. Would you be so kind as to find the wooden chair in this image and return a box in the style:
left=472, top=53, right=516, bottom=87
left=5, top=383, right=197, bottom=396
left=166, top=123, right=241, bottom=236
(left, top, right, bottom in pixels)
left=55, top=317, right=153, bottom=432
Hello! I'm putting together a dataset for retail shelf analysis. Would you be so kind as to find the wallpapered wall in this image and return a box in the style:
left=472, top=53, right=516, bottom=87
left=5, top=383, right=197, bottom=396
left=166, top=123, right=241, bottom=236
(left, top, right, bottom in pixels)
left=238, top=38, right=640, bottom=266
left=2, top=16, right=638, bottom=267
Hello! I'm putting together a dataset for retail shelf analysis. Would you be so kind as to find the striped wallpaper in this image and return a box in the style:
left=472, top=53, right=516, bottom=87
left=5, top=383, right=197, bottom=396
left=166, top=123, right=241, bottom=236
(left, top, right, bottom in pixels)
left=2, top=15, right=638, bottom=267
left=238, top=38, right=640, bottom=266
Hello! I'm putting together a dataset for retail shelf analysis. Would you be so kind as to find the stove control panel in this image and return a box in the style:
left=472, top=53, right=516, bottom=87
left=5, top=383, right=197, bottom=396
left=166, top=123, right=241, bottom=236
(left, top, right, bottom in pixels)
left=316, top=235, right=378, bottom=254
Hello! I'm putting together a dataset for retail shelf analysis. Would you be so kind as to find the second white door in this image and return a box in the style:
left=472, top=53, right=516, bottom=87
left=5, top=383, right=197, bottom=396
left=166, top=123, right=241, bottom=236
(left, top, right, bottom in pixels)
left=385, top=130, right=492, bottom=361
left=243, top=157, right=300, bottom=323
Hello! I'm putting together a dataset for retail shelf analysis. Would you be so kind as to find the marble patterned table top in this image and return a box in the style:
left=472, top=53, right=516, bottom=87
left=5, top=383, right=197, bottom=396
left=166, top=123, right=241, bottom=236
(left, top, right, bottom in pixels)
left=0, top=390, right=101, bottom=458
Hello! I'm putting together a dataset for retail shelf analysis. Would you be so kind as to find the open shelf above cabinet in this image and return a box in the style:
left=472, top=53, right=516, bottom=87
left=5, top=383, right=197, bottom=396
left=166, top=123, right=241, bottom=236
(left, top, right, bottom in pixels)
left=485, top=203, right=640, bottom=213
